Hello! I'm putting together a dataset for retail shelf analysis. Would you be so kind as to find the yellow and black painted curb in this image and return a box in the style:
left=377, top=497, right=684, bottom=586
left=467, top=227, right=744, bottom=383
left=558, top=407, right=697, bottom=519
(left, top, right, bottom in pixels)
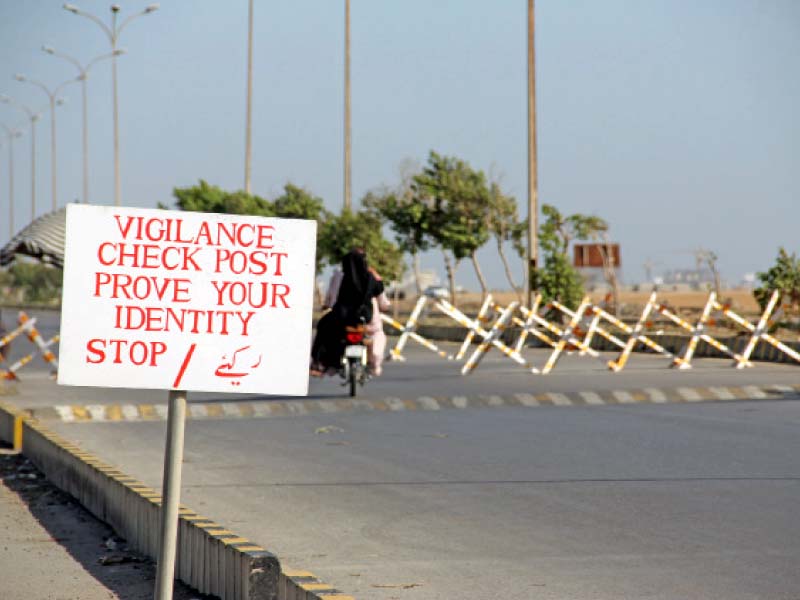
left=0, top=401, right=24, bottom=451
left=0, top=401, right=355, bottom=600
left=30, top=383, right=800, bottom=424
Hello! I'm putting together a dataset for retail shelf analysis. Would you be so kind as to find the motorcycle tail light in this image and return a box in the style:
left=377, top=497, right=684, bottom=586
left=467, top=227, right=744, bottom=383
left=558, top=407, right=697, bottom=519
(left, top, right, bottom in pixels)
left=346, top=331, right=364, bottom=344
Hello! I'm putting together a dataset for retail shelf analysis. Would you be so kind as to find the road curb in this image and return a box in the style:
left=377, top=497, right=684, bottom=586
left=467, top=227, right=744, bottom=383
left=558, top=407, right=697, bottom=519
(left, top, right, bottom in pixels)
left=27, top=383, right=800, bottom=424
left=0, top=400, right=356, bottom=600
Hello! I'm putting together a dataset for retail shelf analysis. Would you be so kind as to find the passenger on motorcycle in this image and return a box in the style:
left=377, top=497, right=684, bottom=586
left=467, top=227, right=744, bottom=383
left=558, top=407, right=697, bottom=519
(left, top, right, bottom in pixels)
left=310, top=248, right=384, bottom=376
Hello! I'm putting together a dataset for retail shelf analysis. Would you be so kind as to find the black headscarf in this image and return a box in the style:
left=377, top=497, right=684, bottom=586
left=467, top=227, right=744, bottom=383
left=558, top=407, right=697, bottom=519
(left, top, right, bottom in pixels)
left=333, top=249, right=383, bottom=323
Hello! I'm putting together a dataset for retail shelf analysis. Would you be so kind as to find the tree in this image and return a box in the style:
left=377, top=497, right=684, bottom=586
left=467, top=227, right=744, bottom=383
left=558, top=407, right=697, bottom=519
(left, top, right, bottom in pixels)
left=273, top=183, right=332, bottom=273
left=272, top=183, right=328, bottom=221
left=487, top=180, right=525, bottom=298
left=532, top=204, right=608, bottom=311
left=411, top=151, right=490, bottom=301
left=170, top=180, right=334, bottom=304
left=363, top=188, right=431, bottom=294
left=271, top=183, right=333, bottom=305
left=754, top=248, right=800, bottom=318
left=593, top=232, right=621, bottom=315
left=694, top=248, right=722, bottom=297
left=318, top=208, right=405, bottom=283
left=172, top=180, right=273, bottom=216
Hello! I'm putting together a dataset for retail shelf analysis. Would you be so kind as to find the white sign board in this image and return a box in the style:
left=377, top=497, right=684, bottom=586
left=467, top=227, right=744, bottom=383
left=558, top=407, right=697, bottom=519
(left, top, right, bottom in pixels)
left=58, top=205, right=316, bottom=395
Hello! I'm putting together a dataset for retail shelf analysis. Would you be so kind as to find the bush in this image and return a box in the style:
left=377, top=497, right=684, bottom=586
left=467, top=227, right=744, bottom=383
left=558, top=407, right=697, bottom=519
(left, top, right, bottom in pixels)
left=3, top=262, right=63, bottom=305
left=754, top=247, right=800, bottom=321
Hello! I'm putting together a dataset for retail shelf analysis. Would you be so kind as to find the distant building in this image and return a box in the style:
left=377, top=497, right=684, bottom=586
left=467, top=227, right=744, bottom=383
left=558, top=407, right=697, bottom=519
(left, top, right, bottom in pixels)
left=386, top=270, right=441, bottom=299
left=740, top=272, right=757, bottom=289
left=661, top=268, right=718, bottom=289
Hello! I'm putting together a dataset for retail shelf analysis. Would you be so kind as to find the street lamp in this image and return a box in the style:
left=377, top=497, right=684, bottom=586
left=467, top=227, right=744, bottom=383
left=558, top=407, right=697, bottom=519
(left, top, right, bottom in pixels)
left=525, top=0, right=539, bottom=307
left=63, top=3, right=159, bottom=207
left=15, top=74, right=74, bottom=212
left=244, top=0, right=254, bottom=194
left=343, top=0, right=351, bottom=211
left=1, top=123, right=23, bottom=240
left=0, top=95, right=44, bottom=221
left=42, top=45, right=125, bottom=205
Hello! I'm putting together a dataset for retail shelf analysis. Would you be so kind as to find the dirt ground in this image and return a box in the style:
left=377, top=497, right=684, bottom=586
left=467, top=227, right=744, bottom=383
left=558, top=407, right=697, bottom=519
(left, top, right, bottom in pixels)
left=0, top=451, right=214, bottom=600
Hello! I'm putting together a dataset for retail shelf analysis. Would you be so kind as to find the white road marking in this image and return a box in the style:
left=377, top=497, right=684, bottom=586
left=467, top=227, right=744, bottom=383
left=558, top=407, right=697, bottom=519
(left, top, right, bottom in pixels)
left=579, top=391, right=605, bottom=405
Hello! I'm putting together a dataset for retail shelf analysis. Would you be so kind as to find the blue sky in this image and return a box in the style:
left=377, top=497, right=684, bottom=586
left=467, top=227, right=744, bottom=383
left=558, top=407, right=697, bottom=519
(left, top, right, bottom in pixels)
left=1, top=0, right=798, bottom=289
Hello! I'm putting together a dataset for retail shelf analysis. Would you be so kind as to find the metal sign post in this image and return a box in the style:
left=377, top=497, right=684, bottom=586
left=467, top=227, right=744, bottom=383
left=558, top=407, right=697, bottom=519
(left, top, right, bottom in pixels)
left=154, top=389, right=187, bottom=600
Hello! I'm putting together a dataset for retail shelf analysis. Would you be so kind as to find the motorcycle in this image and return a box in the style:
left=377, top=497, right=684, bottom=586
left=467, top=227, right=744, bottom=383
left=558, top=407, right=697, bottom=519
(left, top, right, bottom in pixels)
left=341, top=323, right=370, bottom=397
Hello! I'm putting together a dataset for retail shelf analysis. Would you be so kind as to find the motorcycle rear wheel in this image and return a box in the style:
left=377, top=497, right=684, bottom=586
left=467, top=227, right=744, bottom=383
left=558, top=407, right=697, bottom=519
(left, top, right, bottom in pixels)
left=348, top=366, right=358, bottom=397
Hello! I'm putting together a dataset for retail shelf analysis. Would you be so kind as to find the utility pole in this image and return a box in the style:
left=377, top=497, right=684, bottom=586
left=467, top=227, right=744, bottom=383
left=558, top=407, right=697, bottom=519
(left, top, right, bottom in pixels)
left=244, top=0, right=254, bottom=194
left=525, top=0, right=539, bottom=308
left=343, top=0, right=352, bottom=211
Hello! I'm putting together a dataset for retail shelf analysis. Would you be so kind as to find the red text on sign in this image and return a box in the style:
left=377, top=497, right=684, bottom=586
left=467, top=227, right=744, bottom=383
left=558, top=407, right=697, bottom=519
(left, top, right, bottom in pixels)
left=94, top=272, right=191, bottom=302
left=213, top=249, right=287, bottom=276
left=97, top=243, right=202, bottom=271
left=210, top=281, right=290, bottom=309
left=86, top=338, right=168, bottom=366
left=113, top=215, right=275, bottom=249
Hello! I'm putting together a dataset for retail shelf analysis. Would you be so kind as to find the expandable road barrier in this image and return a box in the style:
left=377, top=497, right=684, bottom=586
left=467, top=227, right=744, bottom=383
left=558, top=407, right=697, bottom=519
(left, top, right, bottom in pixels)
left=0, top=318, right=34, bottom=364
left=649, top=293, right=750, bottom=370
left=387, top=295, right=427, bottom=361
left=3, top=333, right=59, bottom=380
left=512, top=298, right=603, bottom=374
left=540, top=297, right=599, bottom=374
left=384, top=295, right=453, bottom=362
left=607, top=292, right=674, bottom=372
left=548, top=299, right=627, bottom=356
left=455, top=294, right=496, bottom=360
left=434, top=298, right=539, bottom=374
left=465, top=294, right=559, bottom=355
left=19, top=312, right=59, bottom=371
left=512, top=295, right=562, bottom=353
left=2, top=313, right=60, bottom=380
left=457, top=294, right=556, bottom=359
left=1, top=316, right=37, bottom=380
left=712, top=290, right=800, bottom=368
left=594, top=294, right=673, bottom=372
left=460, top=302, right=526, bottom=375
left=384, top=290, right=798, bottom=377
left=513, top=294, right=550, bottom=353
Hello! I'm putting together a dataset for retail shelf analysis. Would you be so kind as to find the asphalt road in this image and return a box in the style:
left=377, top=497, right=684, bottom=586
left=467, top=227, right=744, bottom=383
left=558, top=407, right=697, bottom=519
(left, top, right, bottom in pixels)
left=4, top=308, right=800, bottom=598
left=44, top=399, right=800, bottom=600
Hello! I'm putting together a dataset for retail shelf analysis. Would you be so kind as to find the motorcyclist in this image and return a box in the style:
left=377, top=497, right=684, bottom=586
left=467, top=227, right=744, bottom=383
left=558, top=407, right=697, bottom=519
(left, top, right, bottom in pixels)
left=310, top=248, right=384, bottom=375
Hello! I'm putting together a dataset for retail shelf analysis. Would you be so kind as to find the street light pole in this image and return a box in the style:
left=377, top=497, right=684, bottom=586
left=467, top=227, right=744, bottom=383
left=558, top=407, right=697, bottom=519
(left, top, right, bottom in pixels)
left=343, top=0, right=352, bottom=212
left=244, top=0, right=254, bottom=194
left=42, top=46, right=124, bottom=204
left=1, top=95, right=45, bottom=221
left=1, top=124, right=22, bottom=239
left=63, top=3, right=159, bottom=207
left=525, top=0, right=539, bottom=307
left=111, top=6, right=121, bottom=207
left=31, top=118, right=35, bottom=220
left=15, top=75, right=74, bottom=212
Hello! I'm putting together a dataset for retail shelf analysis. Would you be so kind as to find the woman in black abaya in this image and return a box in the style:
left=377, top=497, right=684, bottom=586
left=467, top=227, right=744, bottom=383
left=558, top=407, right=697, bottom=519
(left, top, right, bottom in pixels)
left=310, top=249, right=384, bottom=374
